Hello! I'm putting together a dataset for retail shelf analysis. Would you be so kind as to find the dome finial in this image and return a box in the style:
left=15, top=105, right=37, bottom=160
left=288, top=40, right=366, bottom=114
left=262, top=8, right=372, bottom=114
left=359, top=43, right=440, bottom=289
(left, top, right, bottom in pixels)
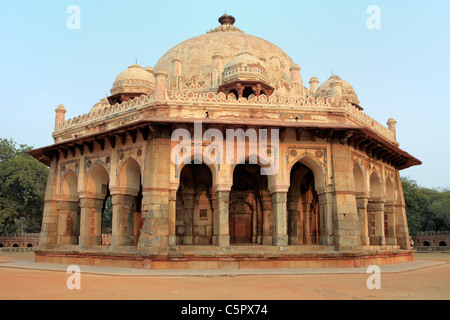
left=219, top=13, right=236, bottom=25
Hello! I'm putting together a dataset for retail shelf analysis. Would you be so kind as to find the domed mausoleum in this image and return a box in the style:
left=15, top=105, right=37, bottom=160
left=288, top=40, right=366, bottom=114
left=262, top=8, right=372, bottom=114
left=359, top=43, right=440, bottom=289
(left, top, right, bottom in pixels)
left=29, top=14, right=421, bottom=269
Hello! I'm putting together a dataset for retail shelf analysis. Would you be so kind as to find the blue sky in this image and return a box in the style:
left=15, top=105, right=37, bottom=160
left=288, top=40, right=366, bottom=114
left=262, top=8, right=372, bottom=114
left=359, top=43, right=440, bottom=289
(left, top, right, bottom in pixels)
left=1, top=0, right=449, bottom=189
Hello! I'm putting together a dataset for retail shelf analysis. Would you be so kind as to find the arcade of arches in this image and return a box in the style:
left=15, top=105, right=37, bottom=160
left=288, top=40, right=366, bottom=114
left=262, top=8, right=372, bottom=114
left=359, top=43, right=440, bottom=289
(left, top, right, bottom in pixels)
left=52, top=154, right=406, bottom=251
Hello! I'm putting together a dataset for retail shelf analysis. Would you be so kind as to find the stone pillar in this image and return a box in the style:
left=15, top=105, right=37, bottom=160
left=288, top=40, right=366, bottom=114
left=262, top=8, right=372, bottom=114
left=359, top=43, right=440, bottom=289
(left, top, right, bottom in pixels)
left=303, top=201, right=312, bottom=245
left=168, top=189, right=177, bottom=246
left=78, top=195, right=104, bottom=246
left=110, top=192, right=138, bottom=247
left=214, top=190, right=230, bottom=247
left=367, top=200, right=385, bottom=245
left=38, top=158, right=59, bottom=249
left=182, top=190, right=195, bottom=245
left=317, top=188, right=334, bottom=246
left=57, top=200, right=79, bottom=245
left=271, top=192, right=288, bottom=246
left=384, top=201, right=397, bottom=245
left=138, top=128, right=171, bottom=250
left=154, top=70, right=168, bottom=100
left=330, top=142, right=361, bottom=250
left=287, top=192, right=300, bottom=244
left=356, top=195, right=370, bottom=246
left=261, top=192, right=273, bottom=245
left=394, top=172, right=411, bottom=249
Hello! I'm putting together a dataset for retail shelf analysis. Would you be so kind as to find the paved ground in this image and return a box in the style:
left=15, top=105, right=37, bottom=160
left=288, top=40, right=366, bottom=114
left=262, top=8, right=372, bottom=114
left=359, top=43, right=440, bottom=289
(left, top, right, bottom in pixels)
left=0, top=252, right=449, bottom=300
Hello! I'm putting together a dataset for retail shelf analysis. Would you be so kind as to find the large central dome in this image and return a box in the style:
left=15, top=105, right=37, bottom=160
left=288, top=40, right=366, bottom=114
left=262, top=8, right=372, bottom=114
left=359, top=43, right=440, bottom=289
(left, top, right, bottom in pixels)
left=154, top=14, right=304, bottom=96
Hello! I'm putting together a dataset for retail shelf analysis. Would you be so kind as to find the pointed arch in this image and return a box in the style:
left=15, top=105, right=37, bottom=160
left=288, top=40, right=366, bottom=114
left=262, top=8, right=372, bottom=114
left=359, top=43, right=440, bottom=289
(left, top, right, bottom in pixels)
left=288, top=155, right=325, bottom=191
left=173, top=152, right=218, bottom=190
left=232, top=153, right=276, bottom=193
left=118, top=157, right=141, bottom=194
left=176, top=162, right=214, bottom=245
left=353, top=162, right=365, bottom=195
left=85, top=162, right=109, bottom=196
left=385, top=177, right=395, bottom=203
left=369, top=170, right=382, bottom=199
left=58, top=168, right=80, bottom=245
left=61, top=169, right=78, bottom=201
left=230, top=162, right=270, bottom=244
left=288, top=161, right=320, bottom=245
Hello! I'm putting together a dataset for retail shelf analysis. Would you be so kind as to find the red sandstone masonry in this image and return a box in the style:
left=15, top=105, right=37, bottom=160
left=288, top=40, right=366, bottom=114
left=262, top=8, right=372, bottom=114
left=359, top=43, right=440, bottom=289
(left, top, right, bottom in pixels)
left=35, top=249, right=414, bottom=270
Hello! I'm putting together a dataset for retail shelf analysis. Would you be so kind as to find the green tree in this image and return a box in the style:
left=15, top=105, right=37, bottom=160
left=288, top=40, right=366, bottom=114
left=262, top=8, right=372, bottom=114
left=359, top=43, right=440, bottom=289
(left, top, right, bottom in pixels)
left=401, top=176, right=450, bottom=237
left=0, top=138, right=49, bottom=233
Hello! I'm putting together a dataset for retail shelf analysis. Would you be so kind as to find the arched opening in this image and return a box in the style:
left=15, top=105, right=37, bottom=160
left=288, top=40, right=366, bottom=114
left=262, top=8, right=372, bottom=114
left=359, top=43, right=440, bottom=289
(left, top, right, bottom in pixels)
left=101, top=188, right=112, bottom=236
left=353, top=164, right=365, bottom=194
left=229, top=163, right=270, bottom=244
left=59, top=170, right=80, bottom=245
left=13, top=244, right=18, bottom=247
left=368, top=171, right=384, bottom=245
left=27, top=243, right=33, bottom=248
left=242, top=86, right=254, bottom=99
left=229, top=89, right=238, bottom=99
left=0, top=243, right=3, bottom=248
left=114, top=158, right=143, bottom=246
left=384, top=178, right=396, bottom=243
left=82, top=163, right=110, bottom=246
left=423, top=241, right=430, bottom=246
left=369, top=172, right=382, bottom=199
left=288, top=161, right=320, bottom=245
left=439, top=241, right=447, bottom=247
left=386, top=178, right=395, bottom=202
left=176, top=163, right=213, bottom=245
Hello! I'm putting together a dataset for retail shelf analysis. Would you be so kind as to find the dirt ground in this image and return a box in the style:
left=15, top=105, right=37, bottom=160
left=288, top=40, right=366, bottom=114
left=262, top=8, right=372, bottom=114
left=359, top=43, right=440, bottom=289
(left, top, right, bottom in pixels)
left=0, top=252, right=449, bottom=300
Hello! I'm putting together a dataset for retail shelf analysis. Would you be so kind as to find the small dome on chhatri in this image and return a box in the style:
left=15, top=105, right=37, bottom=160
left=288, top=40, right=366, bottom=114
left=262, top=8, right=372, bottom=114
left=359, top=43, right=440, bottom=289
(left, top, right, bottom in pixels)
left=110, top=64, right=155, bottom=96
left=315, top=74, right=361, bottom=109
left=90, top=97, right=111, bottom=113
left=223, top=50, right=269, bottom=85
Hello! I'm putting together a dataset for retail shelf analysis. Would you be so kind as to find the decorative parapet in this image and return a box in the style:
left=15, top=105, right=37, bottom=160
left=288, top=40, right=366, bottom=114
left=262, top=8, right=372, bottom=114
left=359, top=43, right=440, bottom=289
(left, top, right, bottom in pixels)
left=55, top=94, right=153, bottom=132
left=339, top=100, right=396, bottom=143
left=54, top=91, right=396, bottom=145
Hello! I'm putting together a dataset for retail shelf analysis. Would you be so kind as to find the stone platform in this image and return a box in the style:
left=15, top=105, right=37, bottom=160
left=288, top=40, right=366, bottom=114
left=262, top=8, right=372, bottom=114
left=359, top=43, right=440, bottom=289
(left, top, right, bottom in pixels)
left=35, top=245, right=414, bottom=270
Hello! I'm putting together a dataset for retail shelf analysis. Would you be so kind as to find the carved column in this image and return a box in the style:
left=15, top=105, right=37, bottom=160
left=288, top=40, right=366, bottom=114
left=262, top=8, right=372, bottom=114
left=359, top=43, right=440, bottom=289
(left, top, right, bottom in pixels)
left=138, top=127, right=171, bottom=250
left=213, top=189, right=230, bottom=247
left=287, top=191, right=301, bottom=244
left=317, top=188, right=334, bottom=246
left=384, top=200, right=397, bottom=245
left=330, top=142, right=362, bottom=250
left=367, top=200, right=385, bottom=245
left=271, top=191, right=288, bottom=246
left=261, top=192, right=272, bottom=245
left=57, top=199, right=79, bottom=245
left=78, top=195, right=104, bottom=246
left=38, top=158, right=59, bottom=249
left=356, top=195, right=370, bottom=246
left=110, top=191, right=138, bottom=247
left=168, top=189, right=177, bottom=246
left=182, top=190, right=195, bottom=245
